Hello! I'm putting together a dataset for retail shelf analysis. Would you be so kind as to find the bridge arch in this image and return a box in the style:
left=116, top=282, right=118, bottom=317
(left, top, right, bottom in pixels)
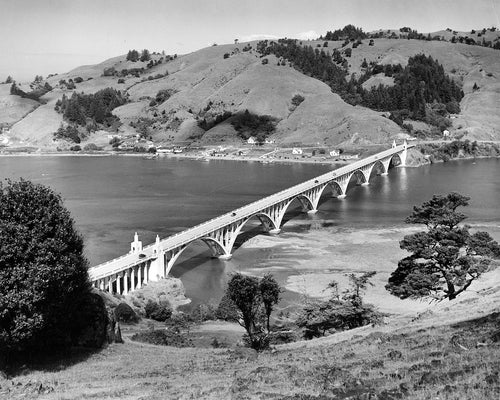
left=389, top=153, right=402, bottom=168
left=164, top=237, right=227, bottom=276
left=225, top=212, right=279, bottom=253
left=368, top=160, right=386, bottom=180
left=348, top=169, right=367, bottom=186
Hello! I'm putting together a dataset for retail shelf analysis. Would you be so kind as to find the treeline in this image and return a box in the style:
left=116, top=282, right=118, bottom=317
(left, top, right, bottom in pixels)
left=10, top=81, right=52, bottom=102
left=257, top=39, right=348, bottom=93
left=319, top=24, right=500, bottom=51
left=54, top=88, right=127, bottom=127
left=420, top=140, right=500, bottom=162
left=355, top=54, right=463, bottom=123
left=320, top=24, right=367, bottom=41
left=257, top=39, right=462, bottom=127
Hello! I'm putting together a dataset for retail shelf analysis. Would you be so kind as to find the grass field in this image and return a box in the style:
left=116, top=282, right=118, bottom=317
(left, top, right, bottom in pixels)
left=2, top=304, right=499, bottom=399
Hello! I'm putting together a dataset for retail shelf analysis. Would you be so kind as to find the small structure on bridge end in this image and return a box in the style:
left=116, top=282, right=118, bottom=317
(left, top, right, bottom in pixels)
left=130, top=232, right=143, bottom=253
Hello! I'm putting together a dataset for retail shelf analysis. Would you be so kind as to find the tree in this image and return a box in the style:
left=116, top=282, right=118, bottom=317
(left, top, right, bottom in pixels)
left=0, top=180, right=97, bottom=362
left=126, top=49, right=139, bottom=62
left=296, top=272, right=382, bottom=339
left=386, top=193, right=500, bottom=301
left=260, top=274, right=281, bottom=332
left=226, top=273, right=281, bottom=350
left=140, top=49, right=151, bottom=62
left=4, top=76, right=13, bottom=84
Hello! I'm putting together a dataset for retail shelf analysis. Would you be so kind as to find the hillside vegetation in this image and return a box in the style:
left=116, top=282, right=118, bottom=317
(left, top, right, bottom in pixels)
left=1, top=26, right=500, bottom=151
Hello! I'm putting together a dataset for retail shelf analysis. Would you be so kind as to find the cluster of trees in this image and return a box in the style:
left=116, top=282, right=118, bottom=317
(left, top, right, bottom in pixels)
left=320, top=24, right=367, bottom=41
left=225, top=273, right=281, bottom=350
left=297, top=272, right=383, bottom=338
left=54, top=88, right=127, bottom=127
left=231, top=110, right=277, bottom=143
left=126, top=49, right=151, bottom=62
left=257, top=39, right=348, bottom=93
left=353, top=54, right=463, bottom=125
left=256, top=38, right=463, bottom=127
left=197, top=110, right=233, bottom=131
left=10, top=81, right=52, bottom=102
left=149, top=88, right=175, bottom=107
left=0, top=180, right=106, bottom=367
left=53, top=124, right=82, bottom=143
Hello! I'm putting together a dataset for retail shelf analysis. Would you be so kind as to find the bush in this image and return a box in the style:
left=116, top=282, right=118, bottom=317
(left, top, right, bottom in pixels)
left=223, top=53, right=230, bottom=59
left=74, top=77, right=83, bottom=83
left=70, top=145, right=81, bottom=151
left=189, top=304, right=216, bottom=322
left=114, top=302, right=140, bottom=323
left=291, top=94, right=305, bottom=106
left=145, top=300, right=172, bottom=322
left=0, top=180, right=98, bottom=363
left=117, top=78, right=125, bottom=84
left=54, top=125, right=81, bottom=143
left=83, top=143, right=100, bottom=151
left=131, top=329, right=192, bottom=347
left=215, top=294, right=240, bottom=321
left=231, top=110, right=276, bottom=143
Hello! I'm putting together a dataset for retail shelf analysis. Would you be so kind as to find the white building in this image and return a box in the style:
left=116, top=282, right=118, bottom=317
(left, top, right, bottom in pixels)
left=329, top=149, right=340, bottom=157
left=247, top=137, right=257, bottom=145
left=292, top=148, right=303, bottom=155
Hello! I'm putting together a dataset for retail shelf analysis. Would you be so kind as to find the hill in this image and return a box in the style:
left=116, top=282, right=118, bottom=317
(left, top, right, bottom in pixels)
left=2, top=256, right=499, bottom=399
left=1, top=29, right=500, bottom=151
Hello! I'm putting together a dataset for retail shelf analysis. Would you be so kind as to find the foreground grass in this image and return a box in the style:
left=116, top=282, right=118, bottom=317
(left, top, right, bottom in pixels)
left=1, top=310, right=499, bottom=400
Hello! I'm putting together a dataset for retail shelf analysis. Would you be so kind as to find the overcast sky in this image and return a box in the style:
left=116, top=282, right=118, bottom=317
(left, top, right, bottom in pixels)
left=1, top=0, right=499, bottom=81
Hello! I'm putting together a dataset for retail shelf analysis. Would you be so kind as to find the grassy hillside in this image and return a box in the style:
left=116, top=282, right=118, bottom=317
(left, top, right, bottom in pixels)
left=2, top=264, right=499, bottom=399
left=1, top=31, right=500, bottom=150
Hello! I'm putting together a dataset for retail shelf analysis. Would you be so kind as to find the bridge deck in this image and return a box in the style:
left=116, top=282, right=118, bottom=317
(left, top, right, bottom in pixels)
left=89, top=144, right=411, bottom=281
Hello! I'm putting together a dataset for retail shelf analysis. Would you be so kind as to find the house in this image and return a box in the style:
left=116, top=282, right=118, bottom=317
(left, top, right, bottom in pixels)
left=264, top=139, right=275, bottom=144
left=443, top=130, right=450, bottom=138
left=329, top=149, right=340, bottom=157
left=247, top=137, right=257, bottom=145
left=292, top=148, right=303, bottom=155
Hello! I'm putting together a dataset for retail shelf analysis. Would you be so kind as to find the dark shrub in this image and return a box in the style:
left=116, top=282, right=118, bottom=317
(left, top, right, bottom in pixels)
left=117, top=78, right=125, bottom=84
left=131, top=329, right=192, bottom=347
left=114, top=302, right=140, bottom=323
left=291, top=94, right=305, bottom=106
left=74, top=77, right=83, bottom=83
left=83, top=143, right=100, bottom=151
left=189, top=304, right=216, bottom=322
left=215, top=294, right=239, bottom=321
left=145, top=300, right=172, bottom=322
left=223, top=53, right=230, bottom=59
left=70, top=145, right=81, bottom=151
left=0, top=180, right=98, bottom=364
left=261, top=58, right=269, bottom=65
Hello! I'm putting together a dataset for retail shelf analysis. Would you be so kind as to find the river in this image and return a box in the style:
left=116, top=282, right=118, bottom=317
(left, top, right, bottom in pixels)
left=1, top=155, right=499, bottom=306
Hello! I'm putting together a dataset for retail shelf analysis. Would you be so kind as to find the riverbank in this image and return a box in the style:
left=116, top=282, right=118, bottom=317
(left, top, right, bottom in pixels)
left=234, top=220, right=500, bottom=318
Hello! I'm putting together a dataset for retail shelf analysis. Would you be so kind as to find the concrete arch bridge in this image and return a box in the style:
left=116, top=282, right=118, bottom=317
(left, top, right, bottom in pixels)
left=89, top=142, right=411, bottom=295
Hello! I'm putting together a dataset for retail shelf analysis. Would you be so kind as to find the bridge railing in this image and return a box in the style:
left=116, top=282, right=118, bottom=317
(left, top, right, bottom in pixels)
left=90, top=144, right=410, bottom=273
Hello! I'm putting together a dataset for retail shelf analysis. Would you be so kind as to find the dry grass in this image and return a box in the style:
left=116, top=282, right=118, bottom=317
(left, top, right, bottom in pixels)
left=2, top=301, right=499, bottom=400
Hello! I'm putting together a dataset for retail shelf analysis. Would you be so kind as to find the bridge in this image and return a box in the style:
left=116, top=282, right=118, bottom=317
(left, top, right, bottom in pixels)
left=89, top=141, right=411, bottom=295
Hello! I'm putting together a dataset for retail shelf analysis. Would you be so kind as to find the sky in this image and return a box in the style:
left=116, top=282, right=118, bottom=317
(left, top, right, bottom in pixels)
left=1, top=0, right=499, bottom=82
